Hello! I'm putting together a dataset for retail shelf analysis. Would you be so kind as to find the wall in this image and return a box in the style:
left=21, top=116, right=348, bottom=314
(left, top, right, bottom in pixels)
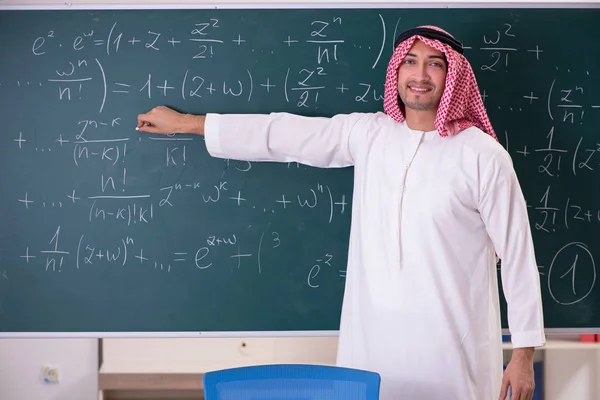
left=0, top=339, right=98, bottom=400
left=1, top=1, right=600, bottom=400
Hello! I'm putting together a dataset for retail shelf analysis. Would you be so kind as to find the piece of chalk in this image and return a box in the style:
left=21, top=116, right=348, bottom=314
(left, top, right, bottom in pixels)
left=135, top=127, right=139, bottom=130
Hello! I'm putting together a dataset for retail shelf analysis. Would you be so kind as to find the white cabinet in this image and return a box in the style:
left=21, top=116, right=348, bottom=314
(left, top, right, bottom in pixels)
left=100, top=337, right=600, bottom=400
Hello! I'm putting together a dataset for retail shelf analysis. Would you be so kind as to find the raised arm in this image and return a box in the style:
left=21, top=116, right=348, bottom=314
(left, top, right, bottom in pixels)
left=137, top=106, right=369, bottom=168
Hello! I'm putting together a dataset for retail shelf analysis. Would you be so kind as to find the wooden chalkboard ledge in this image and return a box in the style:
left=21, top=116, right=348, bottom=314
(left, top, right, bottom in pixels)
left=98, top=372, right=205, bottom=400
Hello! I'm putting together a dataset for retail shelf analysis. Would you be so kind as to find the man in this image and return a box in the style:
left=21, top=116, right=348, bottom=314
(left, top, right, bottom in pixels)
left=137, top=25, right=546, bottom=400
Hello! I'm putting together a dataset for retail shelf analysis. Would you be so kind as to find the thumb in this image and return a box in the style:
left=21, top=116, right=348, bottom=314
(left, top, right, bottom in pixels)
left=136, top=114, right=159, bottom=133
left=136, top=113, right=155, bottom=130
left=136, top=124, right=161, bottom=134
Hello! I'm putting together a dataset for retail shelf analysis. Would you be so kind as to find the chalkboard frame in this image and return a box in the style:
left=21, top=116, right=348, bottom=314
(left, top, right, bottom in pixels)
left=1, top=1, right=600, bottom=338
left=1, top=1, right=600, bottom=11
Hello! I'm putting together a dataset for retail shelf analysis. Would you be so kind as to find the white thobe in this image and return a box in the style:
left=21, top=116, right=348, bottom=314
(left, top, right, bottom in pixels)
left=203, top=111, right=546, bottom=400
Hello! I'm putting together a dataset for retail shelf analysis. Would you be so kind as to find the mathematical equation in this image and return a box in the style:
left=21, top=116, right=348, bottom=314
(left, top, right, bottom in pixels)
left=16, top=178, right=348, bottom=226
left=29, top=17, right=346, bottom=62
left=36, top=60, right=387, bottom=111
left=508, top=125, right=600, bottom=178
left=0, top=61, right=585, bottom=116
left=18, top=222, right=594, bottom=303
left=27, top=19, right=548, bottom=66
left=17, top=225, right=345, bottom=289
left=531, top=185, right=600, bottom=233
left=12, top=115, right=600, bottom=184
left=2, top=9, right=600, bottom=316
left=2, top=17, right=592, bottom=116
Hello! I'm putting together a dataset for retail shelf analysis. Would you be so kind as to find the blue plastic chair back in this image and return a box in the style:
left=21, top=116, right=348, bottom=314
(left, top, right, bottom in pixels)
left=203, top=363, right=381, bottom=400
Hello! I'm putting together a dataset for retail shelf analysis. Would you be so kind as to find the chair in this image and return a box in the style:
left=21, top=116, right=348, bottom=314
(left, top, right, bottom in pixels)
left=203, top=363, right=381, bottom=400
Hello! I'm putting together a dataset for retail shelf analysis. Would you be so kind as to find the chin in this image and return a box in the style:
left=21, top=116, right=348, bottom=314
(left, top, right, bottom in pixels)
left=405, top=101, right=437, bottom=111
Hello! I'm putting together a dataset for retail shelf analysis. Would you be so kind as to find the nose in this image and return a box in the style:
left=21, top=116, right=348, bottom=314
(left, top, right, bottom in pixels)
left=413, top=64, right=431, bottom=82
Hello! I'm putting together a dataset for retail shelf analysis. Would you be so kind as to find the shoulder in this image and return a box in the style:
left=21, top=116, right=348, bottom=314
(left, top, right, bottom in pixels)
left=458, top=126, right=507, bottom=156
left=456, top=126, right=513, bottom=168
left=448, top=126, right=516, bottom=186
left=366, top=111, right=402, bottom=129
left=340, top=111, right=396, bottom=129
left=331, top=112, right=403, bottom=144
left=344, top=111, right=410, bottom=138
left=455, top=127, right=520, bottom=197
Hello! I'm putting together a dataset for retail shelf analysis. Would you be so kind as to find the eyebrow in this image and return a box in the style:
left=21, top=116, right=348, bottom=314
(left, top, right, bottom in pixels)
left=406, top=52, right=447, bottom=64
left=429, top=55, right=445, bottom=61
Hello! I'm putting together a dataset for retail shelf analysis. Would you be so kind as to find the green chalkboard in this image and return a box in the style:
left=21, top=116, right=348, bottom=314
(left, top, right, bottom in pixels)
left=1, top=6, right=599, bottom=335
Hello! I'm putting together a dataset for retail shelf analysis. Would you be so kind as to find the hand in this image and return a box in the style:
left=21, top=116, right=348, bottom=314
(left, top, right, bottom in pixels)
left=136, top=106, right=204, bottom=135
left=499, top=348, right=535, bottom=400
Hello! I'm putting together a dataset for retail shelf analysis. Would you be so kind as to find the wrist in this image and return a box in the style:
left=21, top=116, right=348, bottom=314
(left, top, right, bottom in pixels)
left=511, top=347, right=534, bottom=362
left=182, top=114, right=206, bottom=135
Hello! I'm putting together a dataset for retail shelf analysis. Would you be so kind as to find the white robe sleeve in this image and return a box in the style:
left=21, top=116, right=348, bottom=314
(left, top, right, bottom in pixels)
left=203, top=112, right=368, bottom=167
left=478, top=149, right=546, bottom=349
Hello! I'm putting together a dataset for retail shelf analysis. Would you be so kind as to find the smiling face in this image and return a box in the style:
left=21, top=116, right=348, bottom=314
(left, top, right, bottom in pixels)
left=396, top=40, right=448, bottom=112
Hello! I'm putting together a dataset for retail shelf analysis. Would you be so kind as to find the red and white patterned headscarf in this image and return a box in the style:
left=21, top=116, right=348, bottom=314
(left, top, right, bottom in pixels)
left=383, top=25, right=497, bottom=141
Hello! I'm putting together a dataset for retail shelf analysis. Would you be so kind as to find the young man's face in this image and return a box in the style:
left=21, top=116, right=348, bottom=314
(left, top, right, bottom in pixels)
left=396, top=40, right=447, bottom=112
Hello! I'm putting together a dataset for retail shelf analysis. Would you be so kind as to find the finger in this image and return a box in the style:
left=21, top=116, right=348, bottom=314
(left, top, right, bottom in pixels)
left=515, top=386, right=528, bottom=400
left=498, top=381, right=509, bottom=400
left=137, top=124, right=162, bottom=134
left=137, top=113, right=153, bottom=129
left=517, top=384, right=533, bottom=400
left=510, top=387, right=523, bottom=400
